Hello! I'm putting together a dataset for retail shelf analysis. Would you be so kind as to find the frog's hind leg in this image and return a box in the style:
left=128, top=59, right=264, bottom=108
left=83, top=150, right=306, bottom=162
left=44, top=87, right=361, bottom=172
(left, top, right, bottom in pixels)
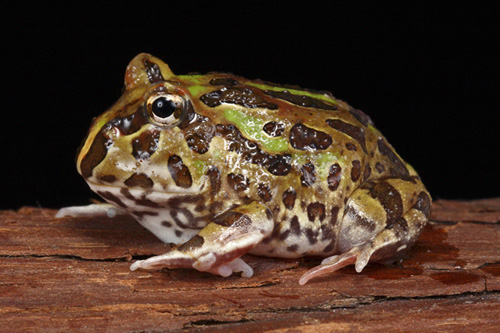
left=130, top=202, right=274, bottom=278
left=299, top=178, right=431, bottom=285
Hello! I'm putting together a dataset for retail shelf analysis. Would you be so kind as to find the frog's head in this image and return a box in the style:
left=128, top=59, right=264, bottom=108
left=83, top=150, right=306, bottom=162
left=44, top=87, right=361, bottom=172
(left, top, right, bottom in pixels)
left=77, top=53, right=211, bottom=201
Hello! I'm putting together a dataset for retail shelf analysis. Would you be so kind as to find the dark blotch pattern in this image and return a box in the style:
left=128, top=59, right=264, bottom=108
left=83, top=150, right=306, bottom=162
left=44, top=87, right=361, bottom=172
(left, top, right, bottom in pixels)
left=97, top=191, right=127, bottom=208
left=365, top=181, right=404, bottom=227
left=216, top=124, right=292, bottom=176
left=258, top=184, right=272, bottom=202
left=207, top=166, right=221, bottom=196
left=305, top=228, right=318, bottom=244
left=124, top=173, right=154, bottom=189
left=327, top=163, right=342, bottom=191
left=363, top=164, right=372, bottom=182
left=209, top=78, right=239, bottom=86
left=326, top=119, right=367, bottom=152
left=132, top=129, right=160, bottom=160
left=351, top=160, right=362, bottom=182
left=99, top=175, right=116, bottom=183
left=227, top=173, right=250, bottom=192
left=263, top=90, right=338, bottom=111
left=377, top=139, right=410, bottom=178
left=186, top=133, right=211, bottom=154
left=349, top=108, right=373, bottom=126
left=110, top=109, right=147, bottom=136
left=144, top=59, right=164, bottom=84
left=168, top=155, right=193, bottom=188
left=289, top=215, right=301, bottom=236
left=307, top=202, right=326, bottom=222
left=263, top=121, right=285, bottom=137
left=201, top=87, right=277, bottom=109
left=346, top=143, right=357, bottom=151
left=214, top=211, right=244, bottom=227
left=177, top=235, right=205, bottom=252
left=415, top=191, right=432, bottom=217
left=290, top=124, right=332, bottom=151
left=282, top=188, right=297, bottom=210
left=300, top=163, right=317, bottom=187
left=375, top=162, right=385, bottom=173
left=80, top=131, right=109, bottom=178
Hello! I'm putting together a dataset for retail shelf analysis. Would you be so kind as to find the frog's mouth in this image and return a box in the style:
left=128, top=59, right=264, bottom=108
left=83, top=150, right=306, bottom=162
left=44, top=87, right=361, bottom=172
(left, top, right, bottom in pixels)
left=86, top=181, right=204, bottom=209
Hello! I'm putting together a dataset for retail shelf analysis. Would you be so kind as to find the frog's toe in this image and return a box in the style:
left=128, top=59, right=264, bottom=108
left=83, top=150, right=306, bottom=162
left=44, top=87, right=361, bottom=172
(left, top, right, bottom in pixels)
left=56, top=203, right=126, bottom=218
left=207, top=258, right=254, bottom=278
left=298, top=247, right=360, bottom=285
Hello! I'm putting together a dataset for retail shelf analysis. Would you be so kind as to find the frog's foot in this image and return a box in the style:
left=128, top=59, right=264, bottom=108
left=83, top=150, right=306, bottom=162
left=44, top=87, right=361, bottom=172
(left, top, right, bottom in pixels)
left=299, top=178, right=431, bottom=285
left=56, top=203, right=127, bottom=218
left=130, top=202, right=273, bottom=278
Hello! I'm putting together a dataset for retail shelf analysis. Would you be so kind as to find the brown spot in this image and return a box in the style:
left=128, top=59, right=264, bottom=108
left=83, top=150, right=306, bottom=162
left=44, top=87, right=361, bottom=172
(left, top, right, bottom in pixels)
left=282, top=188, right=297, bottom=210
left=267, top=154, right=292, bottom=176
left=79, top=131, right=109, bottom=178
left=320, top=224, right=334, bottom=242
left=168, top=155, right=193, bottom=188
left=290, top=124, right=332, bottom=151
left=364, top=181, right=404, bottom=227
left=133, top=210, right=159, bottom=218
left=330, top=206, right=340, bottom=225
left=132, top=129, right=160, bottom=160
left=307, top=202, right=326, bottom=222
left=209, top=78, right=239, bottom=86
left=263, top=121, right=285, bottom=137
left=351, top=160, right=362, bottom=182
left=289, top=216, right=301, bottom=236
left=177, top=235, right=205, bottom=252
left=327, top=163, right=342, bottom=191
left=175, top=230, right=183, bottom=238
left=227, top=173, right=250, bottom=192
left=258, top=184, right=272, bottom=202
left=415, top=191, right=432, bottom=217
left=375, top=162, right=385, bottom=173
left=111, top=108, right=148, bottom=136
left=207, top=166, right=221, bottom=196
left=171, top=209, right=196, bottom=229
left=124, top=173, right=154, bottom=189
left=326, top=119, right=367, bottom=152
left=305, top=228, right=318, bottom=244
left=99, top=175, right=116, bottom=183
left=186, top=133, right=211, bottom=154
left=349, top=107, right=373, bottom=126
left=287, top=244, right=299, bottom=252
left=363, top=164, right=372, bottom=182
left=377, top=139, right=410, bottom=178
left=263, top=90, right=338, bottom=111
left=161, top=221, right=173, bottom=228
left=300, top=163, right=316, bottom=187
left=346, top=143, right=357, bottom=151
left=214, top=211, right=245, bottom=227
left=144, top=59, right=164, bottom=83
left=201, top=87, right=277, bottom=109
left=97, top=191, right=127, bottom=208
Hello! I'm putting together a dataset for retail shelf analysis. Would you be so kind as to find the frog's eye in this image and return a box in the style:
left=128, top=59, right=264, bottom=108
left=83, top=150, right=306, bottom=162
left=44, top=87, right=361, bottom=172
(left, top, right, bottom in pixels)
left=146, top=94, right=185, bottom=127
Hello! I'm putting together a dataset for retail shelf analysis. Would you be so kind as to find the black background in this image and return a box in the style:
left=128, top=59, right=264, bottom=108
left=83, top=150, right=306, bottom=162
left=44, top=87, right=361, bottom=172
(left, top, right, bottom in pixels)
left=3, top=1, right=499, bottom=210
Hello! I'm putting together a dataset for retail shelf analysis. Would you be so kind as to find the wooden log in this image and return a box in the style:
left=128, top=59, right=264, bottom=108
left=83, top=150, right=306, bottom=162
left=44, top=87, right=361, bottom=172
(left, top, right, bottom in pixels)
left=1, top=198, right=499, bottom=331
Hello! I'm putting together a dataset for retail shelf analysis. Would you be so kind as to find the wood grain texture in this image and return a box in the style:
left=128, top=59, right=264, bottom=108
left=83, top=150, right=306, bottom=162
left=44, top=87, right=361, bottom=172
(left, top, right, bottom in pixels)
left=1, top=198, right=499, bottom=331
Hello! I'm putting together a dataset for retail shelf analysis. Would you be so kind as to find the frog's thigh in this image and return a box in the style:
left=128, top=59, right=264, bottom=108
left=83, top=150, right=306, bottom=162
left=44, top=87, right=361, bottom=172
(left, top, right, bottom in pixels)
left=130, top=201, right=273, bottom=278
left=299, top=178, right=431, bottom=285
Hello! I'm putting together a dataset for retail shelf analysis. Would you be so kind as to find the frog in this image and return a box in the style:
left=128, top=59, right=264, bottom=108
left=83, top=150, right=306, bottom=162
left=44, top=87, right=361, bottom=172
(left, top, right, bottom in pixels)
left=57, top=53, right=431, bottom=284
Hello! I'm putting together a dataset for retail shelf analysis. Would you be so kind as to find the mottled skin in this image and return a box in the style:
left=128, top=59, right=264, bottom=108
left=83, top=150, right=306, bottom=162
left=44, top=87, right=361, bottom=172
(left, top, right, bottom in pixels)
left=61, top=53, right=431, bottom=284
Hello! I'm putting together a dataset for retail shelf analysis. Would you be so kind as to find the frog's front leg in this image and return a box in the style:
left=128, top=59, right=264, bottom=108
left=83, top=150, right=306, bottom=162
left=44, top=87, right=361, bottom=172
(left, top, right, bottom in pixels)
left=299, top=178, right=431, bottom=285
left=130, top=201, right=273, bottom=278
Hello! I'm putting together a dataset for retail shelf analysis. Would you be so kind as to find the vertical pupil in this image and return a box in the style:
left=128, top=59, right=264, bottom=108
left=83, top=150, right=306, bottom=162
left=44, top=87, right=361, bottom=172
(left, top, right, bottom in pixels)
left=152, top=97, right=176, bottom=118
